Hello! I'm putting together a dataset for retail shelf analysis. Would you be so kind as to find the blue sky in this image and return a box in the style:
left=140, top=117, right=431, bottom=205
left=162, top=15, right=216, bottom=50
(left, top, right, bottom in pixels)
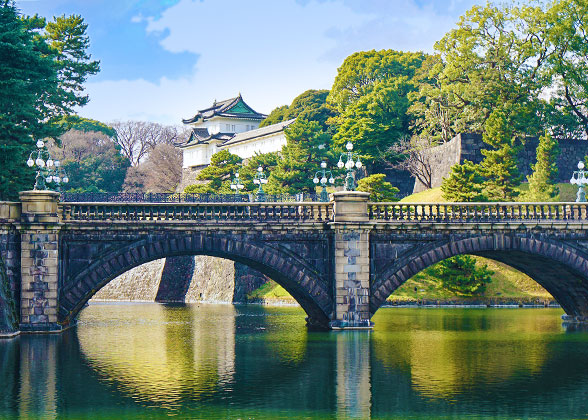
left=15, top=0, right=479, bottom=125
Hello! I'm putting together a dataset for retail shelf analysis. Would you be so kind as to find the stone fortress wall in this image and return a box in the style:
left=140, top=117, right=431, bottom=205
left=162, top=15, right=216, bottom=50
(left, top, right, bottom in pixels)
left=409, top=133, right=588, bottom=194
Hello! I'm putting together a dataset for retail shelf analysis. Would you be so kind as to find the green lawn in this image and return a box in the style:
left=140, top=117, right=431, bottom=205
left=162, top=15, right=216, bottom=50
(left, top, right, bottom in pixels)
left=400, top=183, right=577, bottom=203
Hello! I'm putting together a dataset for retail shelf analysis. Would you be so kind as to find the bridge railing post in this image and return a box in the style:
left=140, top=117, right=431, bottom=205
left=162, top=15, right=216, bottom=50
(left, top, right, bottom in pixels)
left=330, top=191, right=373, bottom=330
left=17, top=190, right=63, bottom=333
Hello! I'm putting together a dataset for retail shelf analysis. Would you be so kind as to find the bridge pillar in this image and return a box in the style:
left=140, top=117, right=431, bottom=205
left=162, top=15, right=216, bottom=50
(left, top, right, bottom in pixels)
left=330, top=192, right=373, bottom=329
left=17, top=191, right=63, bottom=332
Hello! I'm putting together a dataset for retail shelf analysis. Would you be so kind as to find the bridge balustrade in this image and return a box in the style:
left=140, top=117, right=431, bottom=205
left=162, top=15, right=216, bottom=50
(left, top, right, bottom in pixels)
left=59, top=201, right=333, bottom=223
left=368, top=202, right=588, bottom=223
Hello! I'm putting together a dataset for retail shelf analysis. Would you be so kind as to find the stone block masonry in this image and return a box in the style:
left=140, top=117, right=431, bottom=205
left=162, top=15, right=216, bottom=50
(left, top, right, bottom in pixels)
left=17, top=191, right=64, bottom=332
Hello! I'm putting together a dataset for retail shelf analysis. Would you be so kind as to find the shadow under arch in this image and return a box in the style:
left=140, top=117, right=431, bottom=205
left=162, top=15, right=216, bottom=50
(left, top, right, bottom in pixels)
left=59, top=233, right=332, bottom=328
left=371, top=234, right=588, bottom=318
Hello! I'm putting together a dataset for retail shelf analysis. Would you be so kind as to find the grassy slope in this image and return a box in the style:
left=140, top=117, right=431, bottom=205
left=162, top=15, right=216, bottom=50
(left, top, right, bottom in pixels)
left=250, top=183, right=573, bottom=304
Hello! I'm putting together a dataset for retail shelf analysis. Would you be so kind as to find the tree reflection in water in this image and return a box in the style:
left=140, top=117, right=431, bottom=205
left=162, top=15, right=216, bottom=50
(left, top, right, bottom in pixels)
left=2, top=305, right=588, bottom=419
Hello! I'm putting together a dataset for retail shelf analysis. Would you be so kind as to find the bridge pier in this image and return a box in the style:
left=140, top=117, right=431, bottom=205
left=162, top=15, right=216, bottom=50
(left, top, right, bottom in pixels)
left=330, top=192, right=373, bottom=329
left=17, top=191, right=64, bottom=333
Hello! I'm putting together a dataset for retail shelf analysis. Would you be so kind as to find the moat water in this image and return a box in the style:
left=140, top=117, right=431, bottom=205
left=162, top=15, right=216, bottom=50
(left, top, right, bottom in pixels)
left=1, top=304, right=588, bottom=419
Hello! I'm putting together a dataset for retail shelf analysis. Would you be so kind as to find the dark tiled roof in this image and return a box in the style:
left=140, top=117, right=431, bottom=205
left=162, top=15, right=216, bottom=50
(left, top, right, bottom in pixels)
left=182, top=94, right=267, bottom=124
left=181, top=129, right=233, bottom=148
left=180, top=118, right=296, bottom=149
left=222, top=118, right=296, bottom=146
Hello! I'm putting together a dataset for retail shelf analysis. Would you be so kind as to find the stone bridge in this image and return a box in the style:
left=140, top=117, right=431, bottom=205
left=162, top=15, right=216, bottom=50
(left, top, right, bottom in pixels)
left=3, top=190, right=588, bottom=335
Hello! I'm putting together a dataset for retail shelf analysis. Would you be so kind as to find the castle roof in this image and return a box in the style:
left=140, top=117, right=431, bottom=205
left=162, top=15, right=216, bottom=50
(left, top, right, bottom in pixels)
left=180, top=118, right=296, bottom=149
left=182, top=94, right=267, bottom=124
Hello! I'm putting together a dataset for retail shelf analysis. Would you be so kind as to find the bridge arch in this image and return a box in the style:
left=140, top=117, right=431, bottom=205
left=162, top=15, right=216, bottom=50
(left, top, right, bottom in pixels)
left=59, top=233, right=332, bottom=328
left=371, top=234, right=588, bottom=318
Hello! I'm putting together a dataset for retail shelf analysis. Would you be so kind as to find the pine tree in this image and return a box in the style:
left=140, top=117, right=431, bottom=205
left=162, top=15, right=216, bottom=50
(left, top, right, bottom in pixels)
left=0, top=1, right=58, bottom=199
left=357, top=174, right=399, bottom=202
left=184, top=150, right=242, bottom=194
left=480, top=111, right=522, bottom=201
left=525, top=133, right=560, bottom=201
left=441, top=161, right=487, bottom=202
left=271, top=119, right=330, bottom=194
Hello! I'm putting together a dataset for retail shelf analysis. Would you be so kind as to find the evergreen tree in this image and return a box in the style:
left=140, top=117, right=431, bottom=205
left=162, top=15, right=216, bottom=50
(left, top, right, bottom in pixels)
left=357, top=174, right=399, bottom=202
left=271, top=119, right=331, bottom=194
left=184, top=150, right=242, bottom=194
left=239, top=152, right=280, bottom=194
left=525, top=133, right=560, bottom=201
left=0, top=1, right=58, bottom=199
left=480, top=111, right=522, bottom=201
left=0, top=2, right=99, bottom=199
left=432, top=255, right=493, bottom=296
left=441, top=160, right=486, bottom=202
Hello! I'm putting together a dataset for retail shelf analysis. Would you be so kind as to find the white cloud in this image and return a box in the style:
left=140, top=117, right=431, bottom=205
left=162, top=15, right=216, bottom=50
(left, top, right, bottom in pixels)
left=80, top=0, right=478, bottom=124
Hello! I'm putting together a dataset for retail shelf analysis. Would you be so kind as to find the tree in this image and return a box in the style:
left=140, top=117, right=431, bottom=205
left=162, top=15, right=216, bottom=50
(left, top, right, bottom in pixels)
left=479, top=111, right=522, bottom=201
left=388, top=135, right=436, bottom=189
left=44, top=14, right=100, bottom=112
left=441, top=160, right=486, bottom=202
left=524, top=133, right=560, bottom=201
left=328, top=50, right=427, bottom=164
left=111, top=121, right=189, bottom=166
left=0, top=1, right=57, bottom=199
left=356, top=174, right=399, bottom=202
left=270, top=119, right=331, bottom=194
left=546, top=0, right=588, bottom=138
left=260, top=90, right=336, bottom=133
left=238, top=152, right=280, bottom=194
left=431, top=255, right=493, bottom=296
left=411, top=3, right=550, bottom=141
left=49, top=129, right=130, bottom=193
left=259, top=105, right=288, bottom=127
left=123, top=144, right=182, bottom=193
left=0, top=2, right=99, bottom=199
left=184, top=150, right=242, bottom=194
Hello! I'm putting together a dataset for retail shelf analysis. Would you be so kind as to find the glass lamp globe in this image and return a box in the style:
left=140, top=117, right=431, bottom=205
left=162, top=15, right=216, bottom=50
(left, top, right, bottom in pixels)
left=35, top=158, right=45, bottom=167
left=313, top=177, right=319, bottom=184
left=320, top=161, right=327, bottom=169
left=27, top=158, right=34, bottom=167
left=579, top=162, right=585, bottom=170
left=320, top=177, right=327, bottom=184
left=46, top=158, right=54, bottom=167
left=231, top=184, right=237, bottom=190
left=235, top=172, right=239, bottom=178
left=54, top=160, right=60, bottom=168
left=45, top=176, right=52, bottom=183
left=257, top=166, right=263, bottom=173
left=62, top=176, right=69, bottom=184
left=328, top=177, right=334, bottom=184
left=254, top=179, right=260, bottom=185
left=337, top=159, right=344, bottom=169
left=261, top=178, right=268, bottom=184
left=345, top=160, right=354, bottom=169
left=36, top=140, right=44, bottom=148
left=346, top=141, right=353, bottom=151
left=356, top=159, right=362, bottom=169
left=54, top=176, right=61, bottom=183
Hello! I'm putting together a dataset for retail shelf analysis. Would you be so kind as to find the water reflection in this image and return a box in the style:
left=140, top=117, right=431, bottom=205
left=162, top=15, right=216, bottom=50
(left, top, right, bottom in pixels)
left=2, top=304, right=588, bottom=419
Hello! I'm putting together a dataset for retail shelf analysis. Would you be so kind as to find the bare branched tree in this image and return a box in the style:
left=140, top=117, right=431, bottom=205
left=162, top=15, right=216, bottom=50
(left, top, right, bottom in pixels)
left=111, top=121, right=190, bottom=166
left=388, top=136, right=437, bottom=190
left=123, top=144, right=182, bottom=192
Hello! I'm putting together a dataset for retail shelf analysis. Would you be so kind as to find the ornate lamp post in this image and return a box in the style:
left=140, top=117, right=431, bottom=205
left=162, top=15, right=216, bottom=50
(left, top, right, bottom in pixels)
left=253, top=166, right=268, bottom=202
left=313, top=161, right=335, bottom=202
left=337, top=141, right=362, bottom=191
left=570, top=161, right=588, bottom=202
left=26, top=139, right=69, bottom=191
left=230, top=172, right=244, bottom=201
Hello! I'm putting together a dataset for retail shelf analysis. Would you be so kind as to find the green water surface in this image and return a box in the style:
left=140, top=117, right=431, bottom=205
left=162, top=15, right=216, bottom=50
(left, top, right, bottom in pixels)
left=1, top=304, right=587, bottom=419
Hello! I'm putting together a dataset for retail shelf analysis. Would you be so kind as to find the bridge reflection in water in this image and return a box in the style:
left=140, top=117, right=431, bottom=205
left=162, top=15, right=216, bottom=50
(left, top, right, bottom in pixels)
left=3, top=304, right=588, bottom=419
